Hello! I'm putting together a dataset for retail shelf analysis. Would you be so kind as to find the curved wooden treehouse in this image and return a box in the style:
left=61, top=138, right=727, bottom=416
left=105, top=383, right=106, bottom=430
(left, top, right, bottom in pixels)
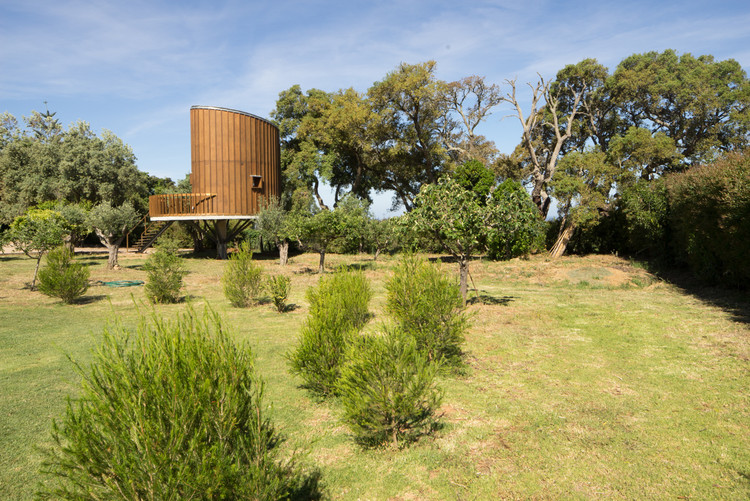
left=137, top=106, right=281, bottom=257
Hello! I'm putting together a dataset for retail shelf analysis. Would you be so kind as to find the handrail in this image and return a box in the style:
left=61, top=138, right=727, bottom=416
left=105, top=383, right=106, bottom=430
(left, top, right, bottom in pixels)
left=125, top=212, right=150, bottom=251
left=148, top=193, right=217, bottom=218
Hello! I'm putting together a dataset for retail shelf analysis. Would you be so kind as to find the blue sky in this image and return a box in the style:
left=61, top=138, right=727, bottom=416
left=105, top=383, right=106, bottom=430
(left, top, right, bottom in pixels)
left=2, top=0, right=749, bottom=216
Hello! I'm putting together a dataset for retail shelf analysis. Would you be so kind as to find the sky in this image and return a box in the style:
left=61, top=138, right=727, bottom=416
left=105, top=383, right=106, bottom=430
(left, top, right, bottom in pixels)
left=2, top=0, right=749, bottom=217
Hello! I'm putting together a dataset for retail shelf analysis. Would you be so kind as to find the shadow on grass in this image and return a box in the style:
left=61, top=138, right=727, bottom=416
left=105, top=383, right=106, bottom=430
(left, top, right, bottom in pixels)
left=0, top=255, right=25, bottom=262
left=639, top=261, right=750, bottom=325
left=467, top=290, right=516, bottom=306
left=74, top=294, right=109, bottom=305
left=288, top=468, right=324, bottom=501
left=340, top=262, right=375, bottom=272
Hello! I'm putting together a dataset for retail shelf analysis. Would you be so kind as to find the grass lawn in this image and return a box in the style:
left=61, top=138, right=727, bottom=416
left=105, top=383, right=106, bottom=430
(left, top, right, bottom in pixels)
left=1, top=249, right=748, bottom=499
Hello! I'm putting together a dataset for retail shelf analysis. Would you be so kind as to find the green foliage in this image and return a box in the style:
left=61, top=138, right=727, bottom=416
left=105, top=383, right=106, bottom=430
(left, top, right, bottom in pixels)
left=267, top=274, right=291, bottom=313
left=330, top=194, right=371, bottom=254
left=87, top=201, right=140, bottom=269
left=288, top=269, right=372, bottom=396
left=487, top=179, right=546, bottom=259
left=143, top=243, right=186, bottom=304
left=6, top=206, right=69, bottom=289
left=37, top=246, right=90, bottom=304
left=337, top=331, right=443, bottom=448
left=665, top=152, right=750, bottom=286
left=454, top=159, right=495, bottom=203
left=404, top=177, right=489, bottom=300
left=298, top=208, right=346, bottom=273
left=0, top=113, right=149, bottom=224
left=222, top=241, right=264, bottom=307
left=385, top=255, right=468, bottom=367
left=619, top=179, right=670, bottom=258
left=38, top=306, right=309, bottom=500
left=7, top=207, right=68, bottom=258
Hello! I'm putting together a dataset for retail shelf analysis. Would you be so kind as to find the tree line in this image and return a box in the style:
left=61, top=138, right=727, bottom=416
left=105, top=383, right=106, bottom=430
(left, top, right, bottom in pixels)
left=273, top=50, right=750, bottom=258
left=2, top=49, right=748, bottom=288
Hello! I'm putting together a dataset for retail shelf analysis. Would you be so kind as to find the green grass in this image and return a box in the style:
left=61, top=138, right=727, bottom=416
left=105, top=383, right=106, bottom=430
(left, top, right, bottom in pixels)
left=1, top=250, right=749, bottom=499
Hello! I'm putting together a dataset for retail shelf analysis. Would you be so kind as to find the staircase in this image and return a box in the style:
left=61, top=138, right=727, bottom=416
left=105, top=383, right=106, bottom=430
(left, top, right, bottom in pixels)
left=134, top=220, right=174, bottom=252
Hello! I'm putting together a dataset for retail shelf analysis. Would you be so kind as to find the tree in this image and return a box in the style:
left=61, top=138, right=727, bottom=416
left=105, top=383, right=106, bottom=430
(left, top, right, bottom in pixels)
left=453, top=159, right=495, bottom=203
left=609, top=50, right=750, bottom=165
left=486, top=180, right=545, bottom=260
left=444, top=75, right=502, bottom=166
left=5, top=207, right=68, bottom=289
left=271, top=85, right=336, bottom=209
left=87, top=201, right=139, bottom=269
left=297, top=209, right=345, bottom=273
left=257, top=196, right=294, bottom=265
left=368, top=61, right=452, bottom=210
left=403, top=177, right=489, bottom=302
left=549, top=149, right=619, bottom=258
left=502, top=59, right=609, bottom=218
left=0, top=112, right=150, bottom=224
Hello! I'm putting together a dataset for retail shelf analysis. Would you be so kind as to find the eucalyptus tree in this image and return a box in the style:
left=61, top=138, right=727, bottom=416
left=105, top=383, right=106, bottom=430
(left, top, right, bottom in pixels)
left=502, top=59, right=609, bottom=219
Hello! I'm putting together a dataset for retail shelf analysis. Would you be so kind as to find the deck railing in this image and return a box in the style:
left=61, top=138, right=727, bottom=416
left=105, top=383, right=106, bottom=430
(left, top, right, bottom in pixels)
left=148, top=193, right=217, bottom=217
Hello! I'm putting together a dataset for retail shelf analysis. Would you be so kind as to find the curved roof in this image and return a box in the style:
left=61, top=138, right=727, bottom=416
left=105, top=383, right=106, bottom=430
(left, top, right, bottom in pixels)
left=190, top=105, right=278, bottom=129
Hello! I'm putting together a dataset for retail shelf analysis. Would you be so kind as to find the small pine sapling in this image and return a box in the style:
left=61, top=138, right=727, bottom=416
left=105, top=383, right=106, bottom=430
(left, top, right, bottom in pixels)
left=337, top=331, right=443, bottom=448
left=267, top=274, right=291, bottom=312
left=37, top=245, right=90, bottom=304
left=143, top=243, right=186, bottom=304
left=222, top=241, right=264, bottom=307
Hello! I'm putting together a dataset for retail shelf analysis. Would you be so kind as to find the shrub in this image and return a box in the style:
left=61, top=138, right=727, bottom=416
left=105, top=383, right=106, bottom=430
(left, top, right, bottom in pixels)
left=385, top=254, right=469, bottom=366
left=288, top=269, right=372, bottom=396
left=143, top=243, right=186, bottom=304
left=487, top=179, right=546, bottom=260
left=268, top=274, right=291, bottom=313
left=666, top=152, right=750, bottom=286
left=37, top=245, right=89, bottom=304
left=619, top=178, right=670, bottom=258
left=38, top=306, right=314, bottom=499
left=222, top=241, right=264, bottom=307
left=337, top=331, right=443, bottom=448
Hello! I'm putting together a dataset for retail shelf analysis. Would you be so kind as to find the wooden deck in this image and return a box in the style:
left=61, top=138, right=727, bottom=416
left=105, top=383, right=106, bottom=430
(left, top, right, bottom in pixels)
left=148, top=193, right=217, bottom=218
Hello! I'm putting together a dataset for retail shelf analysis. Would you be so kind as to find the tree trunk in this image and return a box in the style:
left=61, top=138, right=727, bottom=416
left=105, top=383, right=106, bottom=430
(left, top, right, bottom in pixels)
left=279, top=241, right=289, bottom=266
left=459, top=257, right=469, bottom=305
left=318, top=250, right=326, bottom=274
left=374, top=247, right=381, bottom=261
left=549, top=219, right=576, bottom=259
left=215, top=220, right=228, bottom=260
left=31, top=254, right=43, bottom=290
left=105, top=243, right=120, bottom=269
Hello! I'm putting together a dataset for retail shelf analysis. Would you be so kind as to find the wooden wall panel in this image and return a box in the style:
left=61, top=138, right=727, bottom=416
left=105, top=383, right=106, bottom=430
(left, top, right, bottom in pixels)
left=190, top=106, right=281, bottom=216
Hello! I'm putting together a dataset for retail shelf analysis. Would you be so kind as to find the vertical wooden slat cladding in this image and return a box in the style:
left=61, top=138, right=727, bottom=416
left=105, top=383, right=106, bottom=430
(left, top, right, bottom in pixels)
left=190, top=106, right=281, bottom=217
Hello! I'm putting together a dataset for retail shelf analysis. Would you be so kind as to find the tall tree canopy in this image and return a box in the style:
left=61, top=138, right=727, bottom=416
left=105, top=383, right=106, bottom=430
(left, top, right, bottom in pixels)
left=502, top=50, right=750, bottom=256
left=0, top=112, right=150, bottom=224
left=271, top=61, right=502, bottom=212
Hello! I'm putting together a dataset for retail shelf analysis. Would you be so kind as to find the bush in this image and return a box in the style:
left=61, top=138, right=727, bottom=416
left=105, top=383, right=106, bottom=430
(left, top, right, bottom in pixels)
left=337, top=331, right=443, bottom=448
left=487, top=179, right=546, bottom=260
left=222, top=241, right=264, bottom=307
left=268, top=274, right=291, bottom=313
left=39, top=307, right=314, bottom=499
left=666, top=152, right=750, bottom=286
left=143, top=243, right=186, bottom=304
left=288, top=269, right=372, bottom=396
left=619, top=178, right=670, bottom=258
left=37, top=246, right=89, bottom=304
left=385, top=255, right=469, bottom=366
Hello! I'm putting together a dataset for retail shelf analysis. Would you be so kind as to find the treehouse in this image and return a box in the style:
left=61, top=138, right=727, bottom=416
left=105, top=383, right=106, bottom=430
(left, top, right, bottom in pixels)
left=137, top=106, right=281, bottom=258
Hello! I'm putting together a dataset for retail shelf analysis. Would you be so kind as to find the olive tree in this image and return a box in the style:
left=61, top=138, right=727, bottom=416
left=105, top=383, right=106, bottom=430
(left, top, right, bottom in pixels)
left=87, top=201, right=139, bottom=269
